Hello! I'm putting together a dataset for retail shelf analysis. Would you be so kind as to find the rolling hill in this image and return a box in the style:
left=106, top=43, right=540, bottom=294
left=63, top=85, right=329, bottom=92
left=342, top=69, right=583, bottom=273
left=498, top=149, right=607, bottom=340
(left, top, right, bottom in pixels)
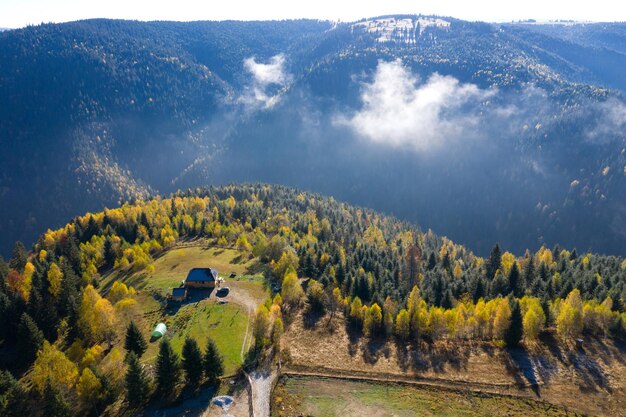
left=0, top=183, right=625, bottom=416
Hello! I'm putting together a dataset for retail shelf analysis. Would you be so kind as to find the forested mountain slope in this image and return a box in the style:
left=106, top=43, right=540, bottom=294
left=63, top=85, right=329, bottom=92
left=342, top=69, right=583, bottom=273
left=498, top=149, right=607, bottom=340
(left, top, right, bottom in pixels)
left=1, top=17, right=626, bottom=255
left=0, top=184, right=625, bottom=415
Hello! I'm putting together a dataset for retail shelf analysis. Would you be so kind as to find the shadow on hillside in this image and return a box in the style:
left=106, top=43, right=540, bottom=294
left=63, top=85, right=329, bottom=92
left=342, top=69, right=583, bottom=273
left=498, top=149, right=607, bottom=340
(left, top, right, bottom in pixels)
left=567, top=347, right=611, bottom=393
left=347, top=326, right=361, bottom=357
left=165, top=287, right=214, bottom=315
left=504, top=335, right=616, bottom=396
left=505, top=347, right=541, bottom=396
left=99, top=270, right=150, bottom=293
left=302, top=308, right=324, bottom=329
left=361, top=337, right=390, bottom=365
left=392, top=340, right=471, bottom=374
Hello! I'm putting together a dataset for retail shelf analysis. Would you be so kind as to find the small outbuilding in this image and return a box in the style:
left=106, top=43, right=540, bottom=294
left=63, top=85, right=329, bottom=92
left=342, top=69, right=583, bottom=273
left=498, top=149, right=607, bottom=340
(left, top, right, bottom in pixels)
left=184, top=268, right=218, bottom=288
left=151, top=323, right=167, bottom=340
left=169, top=287, right=187, bottom=302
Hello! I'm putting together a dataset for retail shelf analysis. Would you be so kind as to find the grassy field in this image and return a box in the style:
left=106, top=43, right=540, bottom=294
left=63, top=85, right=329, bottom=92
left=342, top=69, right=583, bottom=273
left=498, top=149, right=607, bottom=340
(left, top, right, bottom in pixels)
left=145, top=246, right=258, bottom=291
left=272, top=376, right=580, bottom=417
left=167, top=300, right=248, bottom=375
left=103, top=245, right=267, bottom=375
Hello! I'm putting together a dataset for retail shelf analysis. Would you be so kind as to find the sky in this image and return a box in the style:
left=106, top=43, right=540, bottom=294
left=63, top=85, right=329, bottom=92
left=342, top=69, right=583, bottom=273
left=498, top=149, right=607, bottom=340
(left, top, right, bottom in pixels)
left=0, top=0, right=625, bottom=28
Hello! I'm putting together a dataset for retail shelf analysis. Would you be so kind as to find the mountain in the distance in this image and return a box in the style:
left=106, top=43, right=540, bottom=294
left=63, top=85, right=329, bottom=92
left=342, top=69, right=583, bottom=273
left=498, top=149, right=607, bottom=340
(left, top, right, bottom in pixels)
left=1, top=16, right=626, bottom=256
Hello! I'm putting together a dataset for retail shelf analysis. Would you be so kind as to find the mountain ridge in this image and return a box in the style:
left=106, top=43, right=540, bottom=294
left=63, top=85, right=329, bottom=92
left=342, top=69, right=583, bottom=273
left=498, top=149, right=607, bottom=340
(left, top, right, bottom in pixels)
left=1, top=16, right=625, bottom=256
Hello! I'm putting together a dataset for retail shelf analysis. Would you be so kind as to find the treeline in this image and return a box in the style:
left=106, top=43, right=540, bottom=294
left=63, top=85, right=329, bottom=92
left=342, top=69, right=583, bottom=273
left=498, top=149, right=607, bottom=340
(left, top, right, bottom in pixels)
left=0, top=184, right=625, bottom=415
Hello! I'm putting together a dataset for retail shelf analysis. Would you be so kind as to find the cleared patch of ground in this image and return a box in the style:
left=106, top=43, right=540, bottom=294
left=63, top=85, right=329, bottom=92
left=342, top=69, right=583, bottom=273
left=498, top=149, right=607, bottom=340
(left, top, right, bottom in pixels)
left=282, top=312, right=626, bottom=416
left=162, top=300, right=250, bottom=375
left=101, top=244, right=269, bottom=378
left=272, top=376, right=579, bottom=417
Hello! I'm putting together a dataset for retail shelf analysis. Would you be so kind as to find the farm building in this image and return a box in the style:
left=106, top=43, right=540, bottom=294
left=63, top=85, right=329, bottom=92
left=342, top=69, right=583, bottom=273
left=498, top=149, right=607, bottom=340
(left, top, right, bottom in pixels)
left=169, top=287, right=187, bottom=302
left=151, top=323, right=167, bottom=339
left=184, top=268, right=218, bottom=288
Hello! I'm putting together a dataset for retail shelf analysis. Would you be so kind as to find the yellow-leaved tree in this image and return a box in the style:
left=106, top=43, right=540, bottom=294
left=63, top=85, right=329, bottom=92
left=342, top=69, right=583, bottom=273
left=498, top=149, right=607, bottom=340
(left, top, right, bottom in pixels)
left=77, top=367, right=103, bottom=405
left=47, top=262, right=63, bottom=297
left=79, top=285, right=117, bottom=344
left=556, top=289, right=584, bottom=340
left=363, top=303, right=382, bottom=338
left=394, top=309, right=410, bottom=340
left=32, top=341, right=79, bottom=394
left=281, top=267, right=304, bottom=310
left=520, top=296, right=546, bottom=341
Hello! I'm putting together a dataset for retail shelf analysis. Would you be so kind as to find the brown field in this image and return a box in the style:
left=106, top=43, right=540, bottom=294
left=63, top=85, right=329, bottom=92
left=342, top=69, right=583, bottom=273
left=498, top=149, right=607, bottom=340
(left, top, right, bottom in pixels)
left=280, top=312, right=626, bottom=417
left=273, top=375, right=580, bottom=417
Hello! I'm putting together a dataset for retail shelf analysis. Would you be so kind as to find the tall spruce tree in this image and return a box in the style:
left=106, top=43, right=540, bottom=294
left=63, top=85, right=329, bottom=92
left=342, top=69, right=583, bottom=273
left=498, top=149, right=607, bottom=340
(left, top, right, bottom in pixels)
left=508, top=262, right=521, bottom=297
left=486, top=243, right=502, bottom=280
left=182, top=337, right=203, bottom=387
left=505, top=300, right=523, bottom=347
left=0, top=369, right=27, bottom=417
left=43, top=379, right=71, bottom=417
left=522, top=257, right=535, bottom=296
left=9, top=242, right=27, bottom=272
left=203, top=338, right=224, bottom=385
left=17, top=313, right=44, bottom=366
left=125, top=321, right=147, bottom=358
left=125, top=352, right=150, bottom=406
left=155, top=339, right=180, bottom=395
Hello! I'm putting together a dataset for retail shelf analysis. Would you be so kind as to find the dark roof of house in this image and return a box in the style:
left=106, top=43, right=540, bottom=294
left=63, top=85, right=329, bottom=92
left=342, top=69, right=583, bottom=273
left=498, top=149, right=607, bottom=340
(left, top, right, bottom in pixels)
left=185, top=268, right=218, bottom=282
left=172, top=287, right=187, bottom=297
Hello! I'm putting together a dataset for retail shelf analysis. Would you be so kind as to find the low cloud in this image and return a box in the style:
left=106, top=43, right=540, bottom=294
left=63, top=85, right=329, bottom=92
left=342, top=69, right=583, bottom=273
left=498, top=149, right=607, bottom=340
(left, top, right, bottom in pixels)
left=585, top=98, right=626, bottom=141
left=335, top=59, right=495, bottom=151
left=241, top=54, right=291, bottom=109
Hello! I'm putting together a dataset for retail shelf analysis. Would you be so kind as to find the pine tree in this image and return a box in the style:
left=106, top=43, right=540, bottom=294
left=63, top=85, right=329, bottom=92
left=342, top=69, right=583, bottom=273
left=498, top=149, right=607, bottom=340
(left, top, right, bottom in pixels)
left=155, top=339, right=180, bottom=395
left=0, top=369, right=27, bottom=417
left=125, top=321, right=147, bottom=358
left=522, top=257, right=535, bottom=295
left=43, top=379, right=71, bottom=417
left=9, top=242, right=27, bottom=272
left=472, top=277, right=485, bottom=302
left=203, top=338, right=224, bottom=385
left=103, top=238, right=116, bottom=268
left=486, top=243, right=502, bottom=280
left=508, top=262, right=521, bottom=297
left=505, top=300, right=523, bottom=347
left=125, top=352, right=150, bottom=406
left=182, top=337, right=203, bottom=387
left=17, top=312, right=44, bottom=366
left=427, top=252, right=437, bottom=270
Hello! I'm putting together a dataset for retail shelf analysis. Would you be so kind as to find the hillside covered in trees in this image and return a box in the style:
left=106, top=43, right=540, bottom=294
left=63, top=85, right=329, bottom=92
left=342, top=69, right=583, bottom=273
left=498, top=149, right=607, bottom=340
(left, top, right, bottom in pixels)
left=2, top=17, right=626, bottom=257
left=0, top=184, right=625, bottom=415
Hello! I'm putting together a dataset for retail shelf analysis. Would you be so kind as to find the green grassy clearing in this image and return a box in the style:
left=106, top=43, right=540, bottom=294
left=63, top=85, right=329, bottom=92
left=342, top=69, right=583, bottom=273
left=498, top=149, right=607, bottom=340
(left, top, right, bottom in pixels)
left=273, top=376, right=579, bottom=417
left=101, top=245, right=266, bottom=376
left=146, top=246, right=259, bottom=291
left=140, top=300, right=248, bottom=375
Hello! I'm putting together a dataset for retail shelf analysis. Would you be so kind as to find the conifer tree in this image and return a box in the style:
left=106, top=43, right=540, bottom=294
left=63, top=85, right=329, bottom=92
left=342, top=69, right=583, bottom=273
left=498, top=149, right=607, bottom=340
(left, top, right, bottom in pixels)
left=505, top=300, right=523, bottom=347
left=522, top=257, right=535, bottom=294
left=17, top=312, right=44, bottom=366
left=155, top=339, right=180, bottom=395
left=507, top=262, right=521, bottom=297
left=0, top=369, right=27, bottom=417
left=125, top=321, right=147, bottom=358
left=43, top=379, right=71, bottom=417
left=9, top=242, right=27, bottom=272
left=125, top=352, right=150, bottom=406
left=182, top=337, right=203, bottom=387
left=486, top=243, right=502, bottom=280
left=203, top=338, right=224, bottom=385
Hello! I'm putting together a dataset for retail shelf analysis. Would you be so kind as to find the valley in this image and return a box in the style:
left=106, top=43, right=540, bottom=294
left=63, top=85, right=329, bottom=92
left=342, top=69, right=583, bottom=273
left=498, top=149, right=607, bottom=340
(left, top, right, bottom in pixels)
left=1, top=16, right=626, bottom=256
